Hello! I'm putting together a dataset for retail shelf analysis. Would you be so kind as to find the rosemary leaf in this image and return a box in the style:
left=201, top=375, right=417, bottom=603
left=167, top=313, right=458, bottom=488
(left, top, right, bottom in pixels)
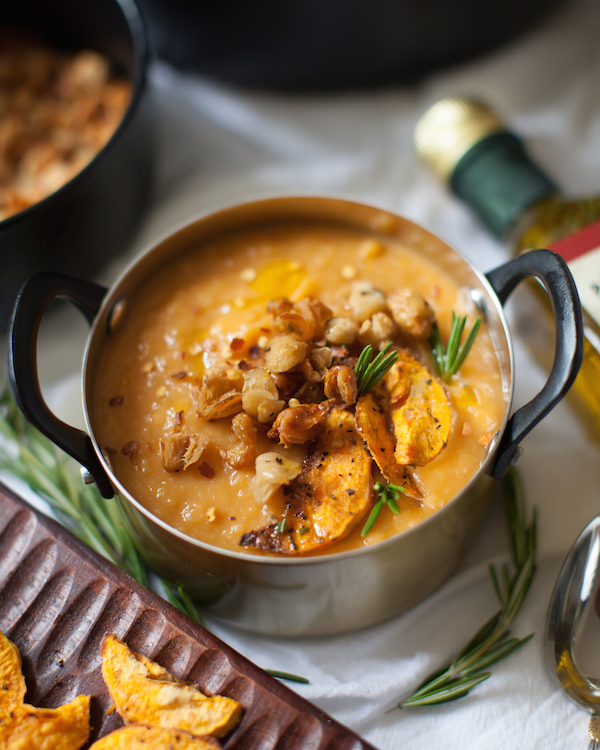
left=264, top=670, right=310, bottom=684
left=386, top=495, right=400, bottom=514
left=355, top=342, right=398, bottom=396
left=489, top=565, right=503, bottom=607
left=401, top=672, right=492, bottom=707
left=361, top=498, right=384, bottom=537
left=397, top=467, right=536, bottom=709
left=466, top=634, right=533, bottom=673
left=429, top=311, right=481, bottom=383
left=361, top=481, right=406, bottom=537
left=452, top=317, right=481, bottom=373
left=161, top=581, right=204, bottom=626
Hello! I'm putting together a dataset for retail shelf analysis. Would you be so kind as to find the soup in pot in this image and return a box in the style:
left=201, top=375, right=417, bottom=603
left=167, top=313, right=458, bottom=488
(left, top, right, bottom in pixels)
left=94, top=222, right=507, bottom=556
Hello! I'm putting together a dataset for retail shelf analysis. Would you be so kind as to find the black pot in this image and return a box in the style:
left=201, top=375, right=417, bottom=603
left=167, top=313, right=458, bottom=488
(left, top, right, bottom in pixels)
left=0, top=0, right=153, bottom=326
left=136, top=0, right=565, bottom=90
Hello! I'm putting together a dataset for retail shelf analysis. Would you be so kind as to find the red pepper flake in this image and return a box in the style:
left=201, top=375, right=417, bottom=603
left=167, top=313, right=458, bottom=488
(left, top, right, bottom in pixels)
left=171, top=371, right=187, bottom=379
left=104, top=446, right=117, bottom=454
left=238, top=360, right=251, bottom=371
left=174, top=410, right=184, bottom=425
left=122, top=441, right=138, bottom=458
left=109, top=396, right=123, bottom=406
left=198, top=461, right=215, bottom=478
left=230, top=337, right=245, bottom=351
left=260, top=327, right=271, bottom=333
left=248, top=344, right=261, bottom=359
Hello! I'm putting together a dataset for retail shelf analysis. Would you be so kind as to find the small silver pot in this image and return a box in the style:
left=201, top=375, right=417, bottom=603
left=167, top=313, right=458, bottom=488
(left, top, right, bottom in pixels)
left=8, top=196, right=582, bottom=636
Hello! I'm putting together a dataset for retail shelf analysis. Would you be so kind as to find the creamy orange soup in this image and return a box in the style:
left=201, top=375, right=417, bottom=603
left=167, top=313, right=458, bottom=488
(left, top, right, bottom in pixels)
left=94, top=223, right=507, bottom=555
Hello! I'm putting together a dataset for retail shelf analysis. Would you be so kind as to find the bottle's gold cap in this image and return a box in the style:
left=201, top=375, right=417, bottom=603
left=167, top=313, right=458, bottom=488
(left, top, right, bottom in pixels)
left=414, top=98, right=505, bottom=182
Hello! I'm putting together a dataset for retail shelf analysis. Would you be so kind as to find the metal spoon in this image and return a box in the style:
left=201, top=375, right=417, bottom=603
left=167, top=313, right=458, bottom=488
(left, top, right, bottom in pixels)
left=546, top=516, right=600, bottom=748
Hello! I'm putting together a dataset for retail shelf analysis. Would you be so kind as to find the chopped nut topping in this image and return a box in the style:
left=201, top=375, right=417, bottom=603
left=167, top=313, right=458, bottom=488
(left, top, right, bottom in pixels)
left=205, top=507, right=217, bottom=522
left=220, top=412, right=257, bottom=468
left=142, top=362, right=155, bottom=373
left=268, top=400, right=334, bottom=448
left=388, top=288, right=435, bottom=339
left=349, top=281, right=387, bottom=322
left=325, top=316, right=358, bottom=345
left=324, top=365, right=358, bottom=405
left=358, top=312, right=397, bottom=348
left=341, top=264, right=357, bottom=280
left=263, top=333, right=308, bottom=374
left=249, top=452, right=302, bottom=504
left=159, top=432, right=209, bottom=471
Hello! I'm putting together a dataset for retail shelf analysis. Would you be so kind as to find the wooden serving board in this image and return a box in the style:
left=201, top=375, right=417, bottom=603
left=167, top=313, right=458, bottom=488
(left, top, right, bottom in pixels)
left=0, top=481, right=376, bottom=749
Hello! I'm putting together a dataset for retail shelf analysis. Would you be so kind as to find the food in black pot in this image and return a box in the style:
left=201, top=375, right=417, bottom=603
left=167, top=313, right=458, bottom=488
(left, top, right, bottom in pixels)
left=0, top=0, right=152, bottom=326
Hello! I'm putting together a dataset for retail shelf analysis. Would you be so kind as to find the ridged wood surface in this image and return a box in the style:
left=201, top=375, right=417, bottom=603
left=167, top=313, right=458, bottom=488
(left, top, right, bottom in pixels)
left=0, top=481, right=376, bottom=749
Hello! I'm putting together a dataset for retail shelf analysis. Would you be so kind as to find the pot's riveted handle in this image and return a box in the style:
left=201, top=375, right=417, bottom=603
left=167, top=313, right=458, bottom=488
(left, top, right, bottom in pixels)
left=485, top=249, right=583, bottom=480
left=7, top=272, right=114, bottom=498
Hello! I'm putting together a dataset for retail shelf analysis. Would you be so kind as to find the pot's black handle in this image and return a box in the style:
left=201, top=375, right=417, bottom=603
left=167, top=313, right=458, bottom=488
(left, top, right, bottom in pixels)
left=7, top=272, right=115, bottom=498
left=485, top=249, right=583, bottom=479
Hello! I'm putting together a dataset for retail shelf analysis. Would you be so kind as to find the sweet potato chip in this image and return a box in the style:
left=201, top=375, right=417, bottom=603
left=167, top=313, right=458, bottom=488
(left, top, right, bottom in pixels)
left=355, top=389, right=421, bottom=500
left=88, top=724, right=221, bottom=749
left=385, top=350, right=451, bottom=467
left=0, top=694, right=91, bottom=750
left=0, top=630, right=90, bottom=750
left=240, top=407, right=373, bottom=554
left=101, top=636, right=241, bottom=738
left=0, top=630, right=26, bottom=715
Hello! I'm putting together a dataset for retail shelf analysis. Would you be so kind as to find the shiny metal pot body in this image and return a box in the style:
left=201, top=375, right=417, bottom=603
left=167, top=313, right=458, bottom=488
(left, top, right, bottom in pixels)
left=8, top=196, right=583, bottom=636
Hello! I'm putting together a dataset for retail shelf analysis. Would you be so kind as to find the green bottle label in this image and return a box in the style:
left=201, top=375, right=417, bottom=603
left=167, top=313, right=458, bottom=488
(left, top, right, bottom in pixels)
left=450, top=132, right=557, bottom=238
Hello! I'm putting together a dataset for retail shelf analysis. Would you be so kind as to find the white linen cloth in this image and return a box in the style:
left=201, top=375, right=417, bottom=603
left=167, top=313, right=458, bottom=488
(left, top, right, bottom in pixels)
left=11, top=0, right=600, bottom=746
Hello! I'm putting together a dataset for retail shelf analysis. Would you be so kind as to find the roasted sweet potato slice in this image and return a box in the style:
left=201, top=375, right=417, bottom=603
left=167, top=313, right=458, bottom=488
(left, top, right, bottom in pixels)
left=355, top=389, right=421, bottom=500
left=0, top=630, right=26, bottom=715
left=240, top=407, right=373, bottom=554
left=88, top=724, right=221, bottom=749
left=385, top=350, right=451, bottom=467
left=0, top=694, right=91, bottom=750
left=101, top=635, right=241, bottom=738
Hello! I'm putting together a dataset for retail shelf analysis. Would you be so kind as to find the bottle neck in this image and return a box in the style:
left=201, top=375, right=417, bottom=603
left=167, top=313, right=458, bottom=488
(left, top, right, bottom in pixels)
left=449, top=131, right=558, bottom=238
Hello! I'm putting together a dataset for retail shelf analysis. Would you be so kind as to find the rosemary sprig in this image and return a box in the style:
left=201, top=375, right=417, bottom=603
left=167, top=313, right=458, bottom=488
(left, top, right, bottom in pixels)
left=0, top=385, right=309, bottom=683
left=430, top=311, right=481, bottom=383
left=361, top=481, right=405, bottom=537
left=355, top=342, right=399, bottom=396
left=398, top=467, right=536, bottom=707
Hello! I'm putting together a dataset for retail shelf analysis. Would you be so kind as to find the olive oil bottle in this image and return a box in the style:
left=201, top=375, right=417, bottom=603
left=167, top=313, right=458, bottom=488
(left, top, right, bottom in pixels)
left=414, top=97, right=600, bottom=438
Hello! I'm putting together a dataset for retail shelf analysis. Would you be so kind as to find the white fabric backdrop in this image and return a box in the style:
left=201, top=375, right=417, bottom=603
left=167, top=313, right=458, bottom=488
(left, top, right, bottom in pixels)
left=15, top=0, right=600, bottom=746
